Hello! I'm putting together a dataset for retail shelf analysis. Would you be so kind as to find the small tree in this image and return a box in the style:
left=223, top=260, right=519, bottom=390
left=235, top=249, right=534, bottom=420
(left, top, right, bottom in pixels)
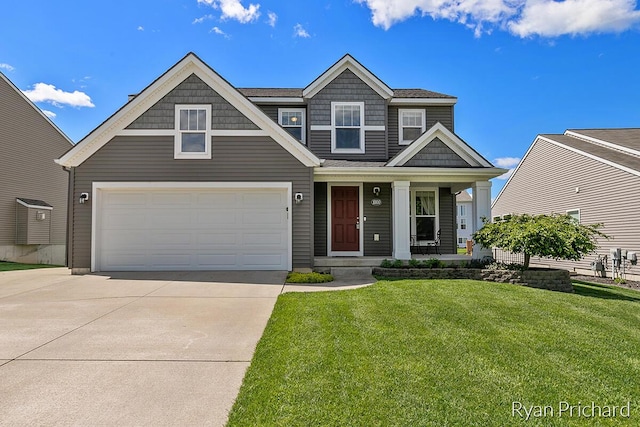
left=472, top=213, right=608, bottom=269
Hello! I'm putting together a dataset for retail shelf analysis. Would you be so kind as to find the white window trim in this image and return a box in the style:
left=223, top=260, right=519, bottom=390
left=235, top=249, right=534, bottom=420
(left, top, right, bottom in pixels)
left=331, top=101, right=365, bottom=154
left=278, top=108, right=306, bottom=144
left=410, top=187, right=439, bottom=243
left=566, top=208, right=581, bottom=223
left=398, top=109, right=426, bottom=145
left=174, top=104, right=212, bottom=159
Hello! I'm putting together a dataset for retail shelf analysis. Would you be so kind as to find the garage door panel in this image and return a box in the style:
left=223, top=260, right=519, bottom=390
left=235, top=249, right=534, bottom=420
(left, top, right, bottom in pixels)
left=97, top=187, right=289, bottom=271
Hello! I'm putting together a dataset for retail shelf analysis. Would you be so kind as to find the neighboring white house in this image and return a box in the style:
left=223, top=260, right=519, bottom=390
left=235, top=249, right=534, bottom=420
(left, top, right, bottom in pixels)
left=456, top=190, right=473, bottom=248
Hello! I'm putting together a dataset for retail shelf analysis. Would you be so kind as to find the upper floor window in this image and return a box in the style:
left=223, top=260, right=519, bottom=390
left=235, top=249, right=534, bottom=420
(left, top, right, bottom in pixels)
left=458, top=205, right=466, bottom=217
left=399, top=109, right=426, bottom=145
left=279, top=108, right=306, bottom=144
left=175, top=105, right=211, bottom=159
left=331, top=102, right=364, bottom=153
left=460, top=218, right=467, bottom=230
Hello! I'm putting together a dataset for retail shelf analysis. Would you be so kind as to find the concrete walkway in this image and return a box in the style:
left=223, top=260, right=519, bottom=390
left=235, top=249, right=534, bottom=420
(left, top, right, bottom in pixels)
left=0, top=268, right=376, bottom=426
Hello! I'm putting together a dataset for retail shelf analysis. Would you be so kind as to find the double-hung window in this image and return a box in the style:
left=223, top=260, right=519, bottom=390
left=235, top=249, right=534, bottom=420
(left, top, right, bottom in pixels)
left=399, top=109, right=426, bottom=145
left=411, top=189, right=438, bottom=241
left=460, top=218, right=467, bottom=230
left=278, top=108, right=305, bottom=144
left=175, top=104, right=211, bottom=159
left=331, top=102, right=364, bottom=153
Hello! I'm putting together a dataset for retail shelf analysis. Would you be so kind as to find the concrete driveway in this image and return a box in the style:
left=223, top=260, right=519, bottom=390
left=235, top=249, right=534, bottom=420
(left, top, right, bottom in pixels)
left=0, top=268, right=287, bottom=426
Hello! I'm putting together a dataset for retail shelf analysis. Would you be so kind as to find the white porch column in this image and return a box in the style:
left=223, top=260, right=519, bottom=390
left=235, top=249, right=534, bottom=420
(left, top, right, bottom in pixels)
left=472, top=180, right=492, bottom=259
left=392, top=181, right=411, bottom=260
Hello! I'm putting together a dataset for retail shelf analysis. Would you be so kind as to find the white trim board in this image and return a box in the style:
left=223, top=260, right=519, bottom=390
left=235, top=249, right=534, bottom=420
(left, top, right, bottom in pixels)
left=56, top=53, right=320, bottom=168
left=16, top=199, right=54, bottom=210
left=303, top=54, right=394, bottom=100
left=91, top=181, right=293, bottom=272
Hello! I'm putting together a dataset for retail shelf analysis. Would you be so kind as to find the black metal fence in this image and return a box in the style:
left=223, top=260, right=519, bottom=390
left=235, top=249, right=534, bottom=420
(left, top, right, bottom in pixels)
left=492, top=248, right=525, bottom=265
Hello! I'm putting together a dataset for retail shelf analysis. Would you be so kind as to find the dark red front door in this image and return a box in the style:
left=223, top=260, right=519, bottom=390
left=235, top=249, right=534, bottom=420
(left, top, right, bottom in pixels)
left=331, top=186, right=359, bottom=252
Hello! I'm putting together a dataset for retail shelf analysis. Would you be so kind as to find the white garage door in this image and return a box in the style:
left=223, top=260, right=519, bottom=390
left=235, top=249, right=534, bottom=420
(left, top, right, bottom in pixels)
left=95, top=186, right=290, bottom=271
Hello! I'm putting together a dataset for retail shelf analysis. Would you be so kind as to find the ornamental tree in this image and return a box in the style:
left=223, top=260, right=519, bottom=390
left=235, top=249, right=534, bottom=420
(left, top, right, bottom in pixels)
left=472, top=213, right=608, bottom=269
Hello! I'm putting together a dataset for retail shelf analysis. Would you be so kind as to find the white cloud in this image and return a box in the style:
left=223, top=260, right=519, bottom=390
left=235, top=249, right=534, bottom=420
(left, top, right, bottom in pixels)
left=42, top=110, right=57, bottom=119
left=193, top=14, right=214, bottom=24
left=494, top=156, right=520, bottom=179
left=197, top=0, right=260, bottom=23
left=294, top=23, right=310, bottom=38
left=509, top=0, right=640, bottom=37
left=0, top=63, right=15, bottom=72
left=355, top=0, right=640, bottom=37
left=267, top=11, right=277, bottom=27
left=22, top=83, right=95, bottom=108
left=137, top=25, right=144, bottom=31
left=211, top=26, right=231, bottom=38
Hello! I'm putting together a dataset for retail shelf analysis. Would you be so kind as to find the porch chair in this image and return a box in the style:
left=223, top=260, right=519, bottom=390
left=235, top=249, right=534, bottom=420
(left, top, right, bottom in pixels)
left=425, top=230, right=441, bottom=255
left=410, top=235, right=426, bottom=255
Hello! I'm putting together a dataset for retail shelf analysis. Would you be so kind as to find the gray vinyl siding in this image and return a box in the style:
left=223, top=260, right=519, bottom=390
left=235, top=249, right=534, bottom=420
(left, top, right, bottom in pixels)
left=70, top=135, right=312, bottom=269
left=20, top=206, right=51, bottom=245
left=0, top=75, right=70, bottom=249
left=405, top=138, right=472, bottom=167
left=127, top=74, right=259, bottom=130
left=309, top=130, right=387, bottom=160
left=363, top=183, right=392, bottom=256
left=388, top=106, right=454, bottom=158
left=15, top=205, right=28, bottom=245
left=492, top=139, right=640, bottom=272
left=314, top=182, right=327, bottom=256
left=438, top=188, right=456, bottom=254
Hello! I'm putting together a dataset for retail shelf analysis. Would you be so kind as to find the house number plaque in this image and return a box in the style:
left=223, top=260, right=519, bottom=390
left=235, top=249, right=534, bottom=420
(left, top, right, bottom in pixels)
left=371, top=198, right=382, bottom=206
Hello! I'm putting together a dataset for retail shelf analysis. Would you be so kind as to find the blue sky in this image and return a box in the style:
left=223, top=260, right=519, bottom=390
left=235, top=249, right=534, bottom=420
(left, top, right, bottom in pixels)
left=2, top=0, right=640, bottom=198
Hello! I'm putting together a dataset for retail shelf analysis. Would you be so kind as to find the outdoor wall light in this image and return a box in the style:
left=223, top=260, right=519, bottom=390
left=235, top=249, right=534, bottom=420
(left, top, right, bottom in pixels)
left=79, top=193, right=89, bottom=204
left=373, top=186, right=381, bottom=196
left=294, top=192, right=304, bottom=203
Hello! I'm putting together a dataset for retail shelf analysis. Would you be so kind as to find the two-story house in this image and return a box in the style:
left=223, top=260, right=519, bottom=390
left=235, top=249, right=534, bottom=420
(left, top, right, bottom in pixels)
left=56, top=53, right=505, bottom=273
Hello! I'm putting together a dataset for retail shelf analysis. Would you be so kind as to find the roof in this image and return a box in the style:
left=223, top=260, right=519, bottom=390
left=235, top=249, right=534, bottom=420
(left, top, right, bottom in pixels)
left=492, top=128, right=640, bottom=208
left=237, top=87, right=455, bottom=100
left=16, top=198, right=53, bottom=209
left=56, top=52, right=321, bottom=168
left=456, top=190, right=472, bottom=202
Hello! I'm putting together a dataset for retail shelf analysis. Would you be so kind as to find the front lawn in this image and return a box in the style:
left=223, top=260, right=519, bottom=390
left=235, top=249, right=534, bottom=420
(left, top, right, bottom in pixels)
left=228, top=280, right=640, bottom=426
left=0, top=261, right=61, bottom=272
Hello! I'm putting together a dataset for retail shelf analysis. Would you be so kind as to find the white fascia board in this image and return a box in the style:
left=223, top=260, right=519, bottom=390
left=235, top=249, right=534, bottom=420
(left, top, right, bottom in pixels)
left=16, top=199, right=54, bottom=210
left=314, top=167, right=507, bottom=182
left=247, top=97, right=304, bottom=103
left=56, top=53, right=321, bottom=168
left=565, top=130, right=640, bottom=157
left=303, top=55, right=394, bottom=100
left=389, top=98, right=457, bottom=106
left=386, top=122, right=492, bottom=168
left=0, top=73, right=74, bottom=146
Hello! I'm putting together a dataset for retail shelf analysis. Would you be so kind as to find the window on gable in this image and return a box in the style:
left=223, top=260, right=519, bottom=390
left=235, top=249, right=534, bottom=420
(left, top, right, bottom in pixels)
left=566, top=209, right=580, bottom=223
left=279, top=108, right=306, bottom=144
left=175, top=104, right=211, bottom=159
left=332, top=102, right=364, bottom=153
left=399, top=109, right=426, bottom=145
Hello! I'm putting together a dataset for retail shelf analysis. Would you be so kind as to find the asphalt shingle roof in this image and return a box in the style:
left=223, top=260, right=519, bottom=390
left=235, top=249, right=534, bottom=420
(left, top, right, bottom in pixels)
left=237, top=87, right=455, bottom=99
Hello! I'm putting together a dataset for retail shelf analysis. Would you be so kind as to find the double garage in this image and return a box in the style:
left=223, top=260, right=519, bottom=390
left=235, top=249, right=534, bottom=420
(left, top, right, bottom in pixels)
left=92, top=183, right=292, bottom=271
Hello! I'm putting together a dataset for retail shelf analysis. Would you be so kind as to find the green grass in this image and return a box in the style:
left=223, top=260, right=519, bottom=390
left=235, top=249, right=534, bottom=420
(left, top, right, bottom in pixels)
left=457, top=247, right=469, bottom=255
left=227, top=280, right=640, bottom=426
left=0, top=261, right=61, bottom=271
left=285, top=271, right=334, bottom=283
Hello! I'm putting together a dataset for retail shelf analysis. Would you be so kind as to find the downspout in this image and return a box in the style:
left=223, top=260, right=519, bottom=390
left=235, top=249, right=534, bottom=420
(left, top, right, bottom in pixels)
left=63, top=166, right=74, bottom=268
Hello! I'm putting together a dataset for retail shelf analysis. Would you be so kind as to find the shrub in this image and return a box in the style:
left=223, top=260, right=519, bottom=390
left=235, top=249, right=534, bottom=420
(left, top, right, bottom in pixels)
left=380, top=259, right=394, bottom=268
left=392, top=259, right=404, bottom=268
left=408, top=258, right=422, bottom=268
left=286, top=272, right=334, bottom=283
left=423, top=258, right=446, bottom=269
left=485, top=262, right=526, bottom=271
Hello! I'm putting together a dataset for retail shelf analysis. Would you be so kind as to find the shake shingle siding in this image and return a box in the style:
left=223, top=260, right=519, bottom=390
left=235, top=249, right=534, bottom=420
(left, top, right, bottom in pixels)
left=70, top=135, right=312, bottom=269
left=492, top=138, right=640, bottom=272
left=405, top=138, right=471, bottom=167
left=127, top=74, right=259, bottom=130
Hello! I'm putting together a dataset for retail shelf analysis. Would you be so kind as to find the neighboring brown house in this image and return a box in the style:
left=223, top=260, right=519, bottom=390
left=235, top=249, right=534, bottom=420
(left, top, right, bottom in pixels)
left=492, top=128, right=640, bottom=277
left=0, top=73, right=72, bottom=265
left=57, top=53, right=505, bottom=273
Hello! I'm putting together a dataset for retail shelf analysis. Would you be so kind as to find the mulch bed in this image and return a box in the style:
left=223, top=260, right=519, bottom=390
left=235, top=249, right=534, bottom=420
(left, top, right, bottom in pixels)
left=573, top=274, right=640, bottom=291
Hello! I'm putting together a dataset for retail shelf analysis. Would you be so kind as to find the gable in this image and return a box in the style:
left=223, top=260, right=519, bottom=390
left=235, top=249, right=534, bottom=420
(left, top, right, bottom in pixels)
left=127, top=74, right=258, bottom=131
left=56, top=53, right=320, bottom=168
left=309, top=69, right=386, bottom=126
left=404, top=138, right=472, bottom=167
